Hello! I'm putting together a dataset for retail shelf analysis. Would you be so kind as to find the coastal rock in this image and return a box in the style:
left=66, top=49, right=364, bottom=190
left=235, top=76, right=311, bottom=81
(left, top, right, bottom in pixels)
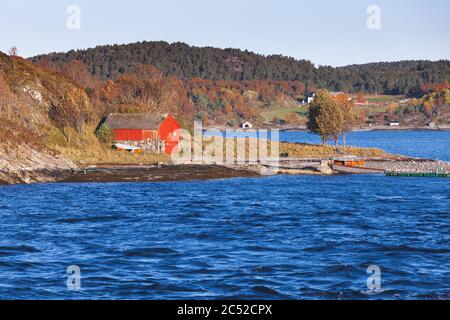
left=318, top=160, right=335, bottom=175
left=365, top=159, right=450, bottom=174
left=0, top=144, right=76, bottom=184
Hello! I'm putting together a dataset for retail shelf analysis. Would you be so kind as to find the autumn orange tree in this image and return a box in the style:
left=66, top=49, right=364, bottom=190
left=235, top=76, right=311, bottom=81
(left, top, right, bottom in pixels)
left=423, top=101, right=434, bottom=119
left=356, top=91, right=366, bottom=104
left=99, top=64, right=183, bottom=117
left=61, top=60, right=99, bottom=89
left=48, top=87, right=93, bottom=141
left=334, top=93, right=357, bottom=148
left=307, top=90, right=344, bottom=147
left=418, top=88, right=450, bottom=120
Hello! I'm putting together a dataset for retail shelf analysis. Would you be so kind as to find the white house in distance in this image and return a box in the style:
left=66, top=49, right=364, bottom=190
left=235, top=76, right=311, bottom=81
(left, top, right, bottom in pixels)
left=301, top=91, right=352, bottom=105
left=302, top=93, right=316, bottom=105
left=241, top=121, right=253, bottom=129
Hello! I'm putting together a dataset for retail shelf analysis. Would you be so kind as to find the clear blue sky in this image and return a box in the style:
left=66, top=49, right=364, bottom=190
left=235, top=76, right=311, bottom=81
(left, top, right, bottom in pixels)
left=1, top=0, right=449, bottom=66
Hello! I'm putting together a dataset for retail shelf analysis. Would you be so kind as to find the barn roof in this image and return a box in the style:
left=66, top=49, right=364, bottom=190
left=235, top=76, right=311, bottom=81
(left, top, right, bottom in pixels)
left=105, top=113, right=164, bottom=130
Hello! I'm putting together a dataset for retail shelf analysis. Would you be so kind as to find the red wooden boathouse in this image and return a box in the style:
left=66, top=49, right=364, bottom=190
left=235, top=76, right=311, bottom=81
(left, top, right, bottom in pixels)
left=105, top=113, right=181, bottom=155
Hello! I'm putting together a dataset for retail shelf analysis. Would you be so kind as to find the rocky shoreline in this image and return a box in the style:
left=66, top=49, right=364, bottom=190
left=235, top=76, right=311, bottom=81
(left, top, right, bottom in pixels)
left=364, top=159, right=450, bottom=173
left=0, top=164, right=260, bottom=185
left=0, top=143, right=448, bottom=185
left=0, top=168, right=72, bottom=185
left=0, top=144, right=76, bottom=184
left=63, top=164, right=260, bottom=183
left=1, top=157, right=449, bottom=185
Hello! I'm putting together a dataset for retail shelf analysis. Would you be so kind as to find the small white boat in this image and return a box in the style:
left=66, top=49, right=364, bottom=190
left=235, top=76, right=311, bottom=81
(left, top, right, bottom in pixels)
left=113, top=143, right=143, bottom=153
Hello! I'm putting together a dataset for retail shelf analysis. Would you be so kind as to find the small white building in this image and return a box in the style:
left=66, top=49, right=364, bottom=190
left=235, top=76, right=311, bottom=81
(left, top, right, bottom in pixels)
left=241, top=121, right=253, bottom=129
left=389, top=122, right=400, bottom=127
left=302, top=93, right=316, bottom=104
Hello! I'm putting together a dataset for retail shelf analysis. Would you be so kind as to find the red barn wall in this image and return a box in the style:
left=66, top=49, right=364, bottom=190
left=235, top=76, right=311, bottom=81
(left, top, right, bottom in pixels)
left=111, top=115, right=181, bottom=155
left=143, top=130, right=158, bottom=140
left=113, top=129, right=158, bottom=141
left=158, top=115, right=181, bottom=155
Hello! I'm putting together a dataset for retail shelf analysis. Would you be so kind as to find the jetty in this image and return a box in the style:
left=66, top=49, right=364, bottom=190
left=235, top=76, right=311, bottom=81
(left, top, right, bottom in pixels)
left=385, top=171, right=450, bottom=178
left=379, top=159, right=450, bottom=178
left=257, top=156, right=450, bottom=177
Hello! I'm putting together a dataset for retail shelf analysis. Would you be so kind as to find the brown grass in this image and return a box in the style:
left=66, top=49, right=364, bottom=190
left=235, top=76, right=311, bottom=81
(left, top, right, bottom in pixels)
left=48, top=124, right=169, bottom=165
left=280, top=142, right=392, bottom=159
left=186, top=136, right=395, bottom=161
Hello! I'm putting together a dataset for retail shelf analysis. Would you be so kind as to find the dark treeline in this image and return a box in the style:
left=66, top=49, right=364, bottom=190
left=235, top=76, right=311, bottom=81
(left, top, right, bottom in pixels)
left=31, top=41, right=450, bottom=96
left=316, top=61, right=450, bottom=95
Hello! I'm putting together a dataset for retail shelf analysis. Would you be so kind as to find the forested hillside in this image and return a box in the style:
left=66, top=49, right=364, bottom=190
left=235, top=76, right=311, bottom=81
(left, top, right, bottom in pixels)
left=31, top=41, right=315, bottom=83
left=0, top=52, right=168, bottom=183
left=1, top=45, right=449, bottom=183
left=31, top=41, right=450, bottom=96
left=316, top=61, right=450, bottom=95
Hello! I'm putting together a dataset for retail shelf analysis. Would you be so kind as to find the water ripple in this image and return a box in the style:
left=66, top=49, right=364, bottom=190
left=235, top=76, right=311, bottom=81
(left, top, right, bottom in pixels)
left=0, top=172, right=449, bottom=299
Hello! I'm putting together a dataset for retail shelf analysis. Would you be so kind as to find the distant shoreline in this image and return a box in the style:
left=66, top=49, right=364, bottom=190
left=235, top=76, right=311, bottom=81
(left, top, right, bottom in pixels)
left=205, top=125, right=450, bottom=132
left=278, top=126, right=450, bottom=132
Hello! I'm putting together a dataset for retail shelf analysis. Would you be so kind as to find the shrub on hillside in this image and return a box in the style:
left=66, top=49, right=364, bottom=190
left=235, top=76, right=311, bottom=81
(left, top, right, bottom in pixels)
left=95, top=123, right=113, bottom=144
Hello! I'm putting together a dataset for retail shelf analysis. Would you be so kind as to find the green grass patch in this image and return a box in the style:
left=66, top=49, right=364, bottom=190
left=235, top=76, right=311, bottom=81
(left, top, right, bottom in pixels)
left=364, top=104, right=389, bottom=114
left=364, top=95, right=404, bottom=103
left=261, top=105, right=309, bottom=123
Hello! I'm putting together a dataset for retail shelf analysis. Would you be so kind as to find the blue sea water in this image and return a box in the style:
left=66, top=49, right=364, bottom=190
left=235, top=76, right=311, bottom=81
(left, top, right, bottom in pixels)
left=0, top=131, right=449, bottom=300
left=280, top=130, right=450, bottom=161
left=207, top=129, right=450, bottom=161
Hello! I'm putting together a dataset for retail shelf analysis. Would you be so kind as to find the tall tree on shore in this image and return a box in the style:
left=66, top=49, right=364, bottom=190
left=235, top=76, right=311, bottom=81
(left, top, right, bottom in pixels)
left=307, top=90, right=344, bottom=146
left=335, top=93, right=357, bottom=148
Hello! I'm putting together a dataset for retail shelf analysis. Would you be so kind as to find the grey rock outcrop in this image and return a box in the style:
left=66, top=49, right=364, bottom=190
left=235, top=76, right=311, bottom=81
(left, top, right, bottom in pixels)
left=0, top=144, right=76, bottom=184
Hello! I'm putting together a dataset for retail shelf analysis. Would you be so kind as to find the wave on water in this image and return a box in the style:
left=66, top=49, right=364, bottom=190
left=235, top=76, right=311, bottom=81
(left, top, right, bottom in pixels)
left=0, top=170, right=448, bottom=299
left=57, top=215, right=124, bottom=224
left=0, top=245, right=40, bottom=255
left=374, top=195, right=404, bottom=200
left=431, top=195, right=447, bottom=200
left=122, top=247, right=180, bottom=257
